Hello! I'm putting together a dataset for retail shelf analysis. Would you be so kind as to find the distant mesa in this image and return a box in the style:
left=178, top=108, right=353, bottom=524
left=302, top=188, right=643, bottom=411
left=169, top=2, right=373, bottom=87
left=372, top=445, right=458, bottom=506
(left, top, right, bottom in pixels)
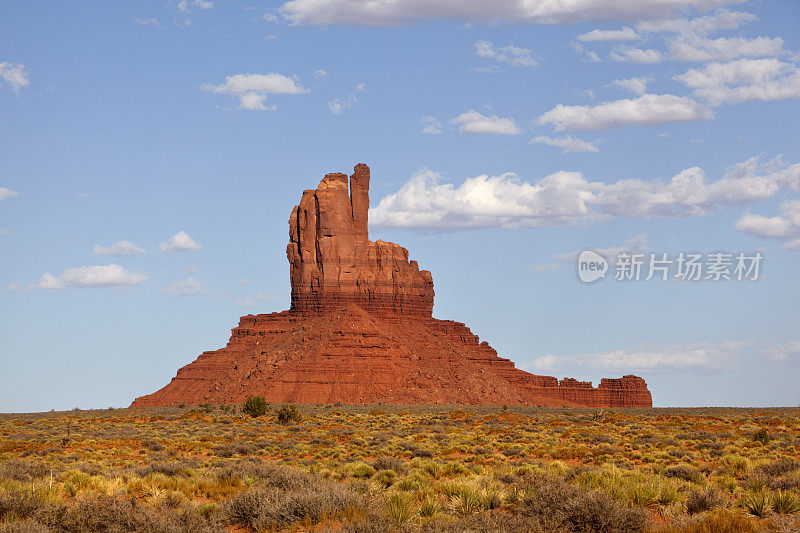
left=131, top=164, right=652, bottom=408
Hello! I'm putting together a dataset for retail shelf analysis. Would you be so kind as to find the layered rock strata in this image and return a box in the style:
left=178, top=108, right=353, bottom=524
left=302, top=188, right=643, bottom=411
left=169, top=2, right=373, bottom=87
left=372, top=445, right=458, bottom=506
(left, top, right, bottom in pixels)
left=131, top=164, right=652, bottom=408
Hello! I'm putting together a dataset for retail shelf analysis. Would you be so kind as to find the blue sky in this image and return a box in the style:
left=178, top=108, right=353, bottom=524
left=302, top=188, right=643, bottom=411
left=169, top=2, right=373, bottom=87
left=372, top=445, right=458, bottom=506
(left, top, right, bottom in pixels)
left=1, top=0, right=799, bottom=412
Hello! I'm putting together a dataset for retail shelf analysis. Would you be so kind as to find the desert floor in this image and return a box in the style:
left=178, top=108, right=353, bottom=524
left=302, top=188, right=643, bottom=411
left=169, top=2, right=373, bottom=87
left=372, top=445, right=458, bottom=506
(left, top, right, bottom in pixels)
left=0, top=404, right=798, bottom=532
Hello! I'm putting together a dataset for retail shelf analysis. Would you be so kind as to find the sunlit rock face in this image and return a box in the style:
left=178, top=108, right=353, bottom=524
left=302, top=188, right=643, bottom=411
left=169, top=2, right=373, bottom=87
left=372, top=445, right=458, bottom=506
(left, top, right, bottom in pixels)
left=131, top=164, right=652, bottom=409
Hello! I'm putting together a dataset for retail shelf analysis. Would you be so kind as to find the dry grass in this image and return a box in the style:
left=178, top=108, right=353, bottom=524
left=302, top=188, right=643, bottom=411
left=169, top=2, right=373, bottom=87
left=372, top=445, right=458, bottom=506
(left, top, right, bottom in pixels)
left=0, top=405, right=798, bottom=531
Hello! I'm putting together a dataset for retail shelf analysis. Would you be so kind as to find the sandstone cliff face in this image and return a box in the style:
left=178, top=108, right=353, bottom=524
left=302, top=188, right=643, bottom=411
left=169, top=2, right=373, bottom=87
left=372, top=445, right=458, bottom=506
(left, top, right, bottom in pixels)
left=131, top=164, right=652, bottom=409
left=287, top=164, right=434, bottom=316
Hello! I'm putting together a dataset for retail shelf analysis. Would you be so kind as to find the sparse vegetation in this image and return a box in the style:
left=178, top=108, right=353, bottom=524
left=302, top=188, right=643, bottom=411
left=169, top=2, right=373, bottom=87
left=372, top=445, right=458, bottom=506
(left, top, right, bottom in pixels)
left=0, top=405, right=797, bottom=532
left=242, top=396, right=268, bottom=418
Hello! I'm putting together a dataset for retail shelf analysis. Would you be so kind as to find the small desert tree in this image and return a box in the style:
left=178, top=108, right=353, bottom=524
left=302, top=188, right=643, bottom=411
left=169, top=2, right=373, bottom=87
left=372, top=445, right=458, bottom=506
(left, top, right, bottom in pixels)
left=276, top=404, right=302, bottom=424
left=243, top=396, right=268, bottom=418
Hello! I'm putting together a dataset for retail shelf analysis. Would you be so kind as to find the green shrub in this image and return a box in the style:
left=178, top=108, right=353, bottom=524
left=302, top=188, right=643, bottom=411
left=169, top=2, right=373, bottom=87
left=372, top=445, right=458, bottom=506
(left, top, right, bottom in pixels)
left=243, top=396, right=268, bottom=418
left=276, top=404, right=302, bottom=424
left=771, top=490, right=800, bottom=514
left=686, top=488, right=727, bottom=515
left=752, top=428, right=770, bottom=445
left=740, top=491, right=770, bottom=517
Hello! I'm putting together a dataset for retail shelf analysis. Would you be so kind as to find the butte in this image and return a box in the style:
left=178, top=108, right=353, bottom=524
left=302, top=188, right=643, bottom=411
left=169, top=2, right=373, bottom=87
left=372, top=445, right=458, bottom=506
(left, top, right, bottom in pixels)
left=131, top=164, right=652, bottom=408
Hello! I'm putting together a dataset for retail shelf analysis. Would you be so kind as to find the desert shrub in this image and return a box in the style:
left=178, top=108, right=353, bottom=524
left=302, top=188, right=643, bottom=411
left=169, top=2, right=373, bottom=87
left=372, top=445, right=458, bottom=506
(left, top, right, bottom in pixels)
left=771, top=490, right=800, bottom=514
left=669, top=509, right=756, bottom=533
left=384, top=493, right=415, bottom=524
left=212, top=442, right=258, bottom=458
left=740, top=491, right=770, bottom=517
left=627, top=483, right=659, bottom=508
left=373, top=470, right=396, bottom=488
left=686, top=488, right=727, bottom=515
left=0, top=519, right=51, bottom=533
left=0, top=461, right=51, bottom=482
left=0, top=490, right=42, bottom=522
left=372, top=456, right=406, bottom=474
left=719, top=455, right=749, bottom=477
left=451, top=486, right=483, bottom=515
left=752, top=428, right=770, bottom=445
left=275, top=404, right=302, bottom=424
left=664, top=465, right=703, bottom=483
left=756, top=458, right=798, bottom=478
left=243, top=396, right=268, bottom=418
left=221, top=478, right=361, bottom=530
left=516, top=475, right=648, bottom=532
left=350, top=463, right=375, bottom=479
left=134, top=461, right=194, bottom=477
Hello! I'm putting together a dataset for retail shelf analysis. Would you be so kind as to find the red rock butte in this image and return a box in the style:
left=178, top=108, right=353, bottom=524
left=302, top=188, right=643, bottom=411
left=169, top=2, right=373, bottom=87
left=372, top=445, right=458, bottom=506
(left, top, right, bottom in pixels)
left=131, top=164, right=652, bottom=408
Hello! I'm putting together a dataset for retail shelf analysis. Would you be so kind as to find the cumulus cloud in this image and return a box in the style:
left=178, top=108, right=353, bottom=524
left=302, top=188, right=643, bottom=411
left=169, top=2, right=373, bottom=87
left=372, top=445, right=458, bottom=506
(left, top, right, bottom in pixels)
left=676, top=58, right=800, bottom=106
left=0, top=62, right=30, bottom=94
left=201, top=73, right=307, bottom=110
left=610, top=77, right=649, bottom=95
left=369, top=155, right=800, bottom=231
left=313, top=69, right=327, bottom=81
left=159, top=231, right=202, bottom=252
left=609, top=47, right=662, bottom=63
left=735, top=200, right=800, bottom=250
left=530, top=134, right=599, bottom=154
left=636, top=9, right=757, bottom=35
left=279, top=0, right=741, bottom=26
left=327, top=83, right=365, bottom=114
left=538, top=94, right=712, bottom=131
left=576, top=26, right=639, bottom=42
left=526, top=340, right=750, bottom=373
left=38, top=264, right=148, bottom=290
left=667, top=34, right=786, bottom=63
left=161, top=277, right=207, bottom=296
left=0, top=187, right=19, bottom=201
left=420, top=116, right=442, bottom=134
left=92, top=240, right=146, bottom=256
left=451, top=110, right=520, bottom=135
left=474, top=39, right=537, bottom=67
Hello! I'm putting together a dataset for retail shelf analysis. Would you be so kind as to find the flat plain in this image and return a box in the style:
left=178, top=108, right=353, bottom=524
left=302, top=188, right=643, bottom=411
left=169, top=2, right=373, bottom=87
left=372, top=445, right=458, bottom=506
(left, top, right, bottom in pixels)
left=0, top=405, right=798, bottom=532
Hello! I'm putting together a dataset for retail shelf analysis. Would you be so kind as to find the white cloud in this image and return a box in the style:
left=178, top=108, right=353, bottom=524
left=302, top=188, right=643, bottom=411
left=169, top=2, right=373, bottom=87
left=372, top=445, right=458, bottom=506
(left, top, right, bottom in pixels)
left=159, top=231, right=202, bottom=252
left=667, top=34, right=786, bottom=63
left=451, top=110, right=520, bottom=135
left=676, top=58, right=800, bottom=106
left=764, top=340, right=800, bottom=363
left=201, top=73, right=307, bottom=110
left=609, top=47, right=662, bottom=63
left=571, top=43, right=602, bottom=63
left=0, top=187, right=19, bottom=201
left=313, top=69, right=327, bottom=81
left=369, top=155, right=800, bottom=231
left=735, top=200, right=800, bottom=249
left=474, top=39, right=537, bottom=67
left=279, top=0, right=742, bottom=26
left=0, top=62, right=30, bottom=94
left=526, top=340, right=750, bottom=373
left=610, top=77, right=649, bottom=95
left=327, top=83, right=365, bottom=114
left=0, top=228, right=10, bottom=236
left=538, top=94, right=712, bottom=131
left=161, top=277, right=207, bottom=296
left=576, top=26, right=639, bottom=42
left=38, top=264, right=148, bottom=290
left=174, top=0, right=213, bottom=25
left=420, top=116, right=442, bottom=134
left=531, top=234, right=647, bottom=273
left=636, top=9, right=757, bottom=35
left=132, top=16, right=163, bottom=29
left=530, top=134, right=599, bottom=154
left=92, top=240, right=146, bottom=257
